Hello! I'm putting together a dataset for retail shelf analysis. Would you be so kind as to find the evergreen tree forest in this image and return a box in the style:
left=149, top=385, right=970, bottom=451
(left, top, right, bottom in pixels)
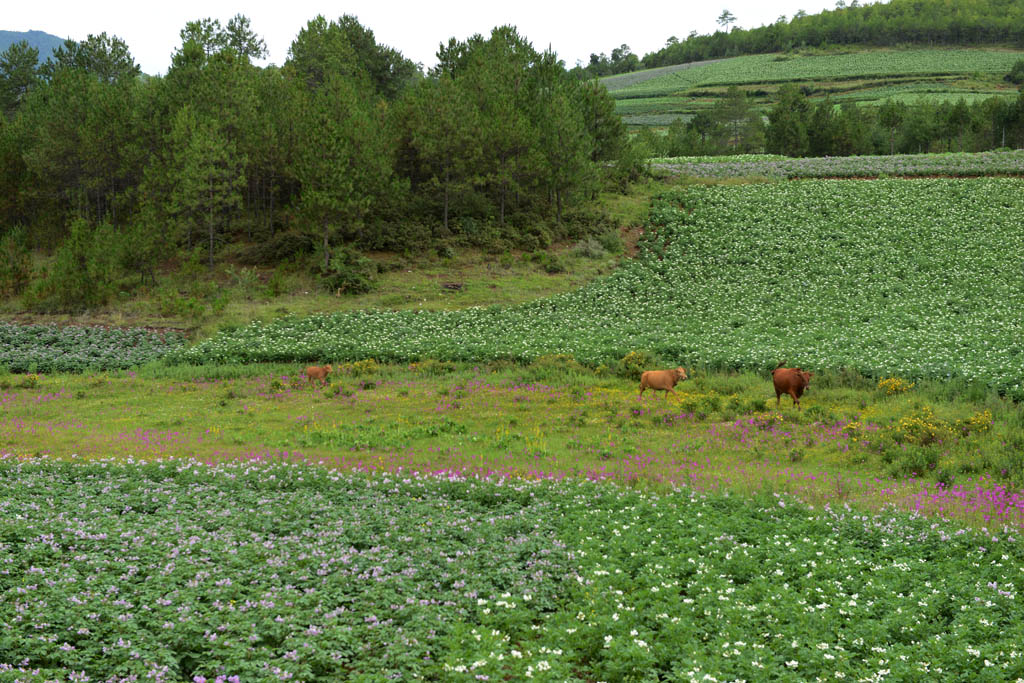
left=633, top=82, right=1024, bottom=158
left=0, top=16, right=631, bottom=311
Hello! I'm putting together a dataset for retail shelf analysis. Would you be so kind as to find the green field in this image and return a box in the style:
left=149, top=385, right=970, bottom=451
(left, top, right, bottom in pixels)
left=604, top=48, right=1024, bottom=125
left=170, top=179, right=1024, bottom=398
left=5, top=170, right=1024, bottom=679
left=3, top=460, right=1022, bottom=680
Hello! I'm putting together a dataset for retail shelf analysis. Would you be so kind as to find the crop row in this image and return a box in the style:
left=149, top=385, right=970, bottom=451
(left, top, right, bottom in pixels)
left=170, top=178, right=1024, bottom=396
left=0, top=322, right=185, bottom=374
left=608, top=49, right=1024, bottom=99
left=653, top=149, right=1024, bottom=178
left=1, top=459, right=1022, bottom=681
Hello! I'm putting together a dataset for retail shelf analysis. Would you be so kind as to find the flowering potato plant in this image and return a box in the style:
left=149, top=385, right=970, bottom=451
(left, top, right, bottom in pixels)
left=2, top=459, right=1024, bottom=681
left=171, top=178, right=1024, bottom=398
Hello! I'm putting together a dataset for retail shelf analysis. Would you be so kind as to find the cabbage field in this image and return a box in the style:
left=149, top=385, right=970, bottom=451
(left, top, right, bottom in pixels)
left=170, top=178, right=1024, bottom=397
left=653, top=149, right=1024, bottom=179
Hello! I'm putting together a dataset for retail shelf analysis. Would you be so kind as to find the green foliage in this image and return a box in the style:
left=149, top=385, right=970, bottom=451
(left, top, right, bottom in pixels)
left=172, top=178, right=1024, bottom=399
left=318, top=246, right=376, bottom=295
left=616, top=350, right=658, bottom=381
left=0, top=225, right=32, bottom=296
left=0, top=322, right=183, bottom=373
left=25, top=218, right=120, bottom=312
left=1007, top=58, right=1024, bottom=85
left=4, top=462, right=1024, bottom=680
left=573, top=236, right=607, bottom=259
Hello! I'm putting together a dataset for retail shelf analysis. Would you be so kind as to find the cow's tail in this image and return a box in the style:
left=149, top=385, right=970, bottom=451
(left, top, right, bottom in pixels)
left=772, top=361, right=785, bottom=375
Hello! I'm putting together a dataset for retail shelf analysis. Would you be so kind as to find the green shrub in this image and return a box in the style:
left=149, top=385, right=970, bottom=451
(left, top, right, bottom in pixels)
left=519, top=354, right=589, bottom=383
left=0, top=227, right=32, bottom=296
left=318, top=247, right=376, bottom=295
left=616, top=350, right=658, bottom=381
left=410, top=359, right=457, bottom=376
left=1006, top=57, right=1024, bottom=84
left=25, top=218, right=119, bottom=312
left=596, top=228, right=624, bottom=255
left=572, top=237, right=606, bottom=259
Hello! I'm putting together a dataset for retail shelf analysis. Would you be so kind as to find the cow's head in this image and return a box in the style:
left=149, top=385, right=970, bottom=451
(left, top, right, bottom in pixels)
left=674, top=367, right=689, bottom=382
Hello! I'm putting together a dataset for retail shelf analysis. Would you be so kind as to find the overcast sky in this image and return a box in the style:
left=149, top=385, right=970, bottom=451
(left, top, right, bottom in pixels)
left=8, top=0, right=847, bottom=75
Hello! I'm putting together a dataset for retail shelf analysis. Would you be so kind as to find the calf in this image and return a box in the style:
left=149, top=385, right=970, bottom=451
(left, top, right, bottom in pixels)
left=305, top=364, right=333, bottom=386
left=771, top=366, right=813, bottom=410
left=639, top=367, right=688, bottom=398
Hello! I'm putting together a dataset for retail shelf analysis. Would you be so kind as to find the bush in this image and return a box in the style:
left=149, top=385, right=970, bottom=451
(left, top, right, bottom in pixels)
left=878, top=376, right=915, bottom=396
left=518, top=354, right=589, bottom=383
left=242, top=231, right=314, bottom=265
left=410, top=359, right=457, bottom=376
left=616, top=350, right=658, bottom=380
left=540, top=253, right=567, bottom=274
left=0, top=227, right=32, bottom=296
left=25, top=218, right=119, bottom=312
left=572, top=237, right=606, bottom=259
left=1006, top=58, right=1024, bottom=84
left=318, top=247, right=376, bottom=295
left=596, top=229, right=624, bottom=255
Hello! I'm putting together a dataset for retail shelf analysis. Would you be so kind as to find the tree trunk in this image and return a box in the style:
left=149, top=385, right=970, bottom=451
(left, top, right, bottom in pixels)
left=208, top=177, right=215, bottom=269
left=322, top=218, right=330, bottom=272
left=443, top=166, right=450, bottom=233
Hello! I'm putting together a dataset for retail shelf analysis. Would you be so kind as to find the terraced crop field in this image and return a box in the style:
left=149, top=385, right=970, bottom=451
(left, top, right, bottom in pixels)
left=605, top=48, right=1024, bottom=125
left=171, top=178, right=1024, bottom=397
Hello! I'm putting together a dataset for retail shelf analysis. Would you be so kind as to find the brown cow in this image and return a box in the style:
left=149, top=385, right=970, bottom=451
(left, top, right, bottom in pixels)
left=771, top=365, right=813, bottom=410
left=305, top=364, right=333, bottom=386
left=639, top=367, right=689, bottom=398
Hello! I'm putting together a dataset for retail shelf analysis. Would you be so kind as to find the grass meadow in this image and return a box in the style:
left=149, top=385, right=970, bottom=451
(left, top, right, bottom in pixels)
left=4, top=360, right=1023, bottom=528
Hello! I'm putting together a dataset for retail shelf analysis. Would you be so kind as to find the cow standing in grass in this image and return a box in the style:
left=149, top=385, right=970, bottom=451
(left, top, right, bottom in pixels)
left=639, top=367, right=688, bottom=398
left=305, top=364, right=332, bottom=386
left=771, top=365, right=813, bottom=410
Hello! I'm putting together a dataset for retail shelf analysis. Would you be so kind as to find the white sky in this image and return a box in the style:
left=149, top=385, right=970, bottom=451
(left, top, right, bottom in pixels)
left=8, top=0, right=848, bottom=76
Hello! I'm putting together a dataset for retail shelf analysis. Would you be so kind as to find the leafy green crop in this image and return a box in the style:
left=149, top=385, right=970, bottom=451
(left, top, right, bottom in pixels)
left=607, top=49, right=1024, bottom=98
left=653, top=149, right=1024, bottom=178
left=1, top=459, right=1022, bottom=680
left=171, top=178, right=1024, bottom=396
left=0, top=322, right=185, bottom=373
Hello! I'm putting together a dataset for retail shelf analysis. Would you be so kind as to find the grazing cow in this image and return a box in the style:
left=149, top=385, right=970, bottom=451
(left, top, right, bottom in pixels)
left=305, top=364, right=333, bottom=386
left=771, top=365, right=813, bottom=410
left=639, top=367, right=689, bottom=398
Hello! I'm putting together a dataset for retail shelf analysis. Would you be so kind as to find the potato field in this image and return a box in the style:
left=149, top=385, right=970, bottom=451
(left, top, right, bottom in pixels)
left=171, top=178, right=1024, bottom=398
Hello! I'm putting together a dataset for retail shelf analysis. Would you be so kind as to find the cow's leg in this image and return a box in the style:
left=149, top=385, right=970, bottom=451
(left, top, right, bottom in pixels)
left=791, top=391, right=800, bottom=410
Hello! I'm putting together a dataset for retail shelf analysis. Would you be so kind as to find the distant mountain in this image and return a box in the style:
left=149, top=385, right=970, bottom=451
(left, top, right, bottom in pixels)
left=0, top=30, right=67, bottom=63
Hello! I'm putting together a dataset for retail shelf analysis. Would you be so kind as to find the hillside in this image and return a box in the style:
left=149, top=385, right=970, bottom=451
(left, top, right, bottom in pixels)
left=605, top=47, right=1024, bottom=126
left=639, top=0, right=1024, bottom=69
left=0, top=29, right=64, bottom=61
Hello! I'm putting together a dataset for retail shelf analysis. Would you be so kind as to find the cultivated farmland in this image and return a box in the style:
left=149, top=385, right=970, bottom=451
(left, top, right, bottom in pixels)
left=0, top=322, right=184, bottom=373
left=652, top=149, right=1024, bottom=178
left=2, top=460, right=1022, bottom=681
left=170, top=178, right=1024, bottom=397
left=605, top=48, right=1024, bottom=125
